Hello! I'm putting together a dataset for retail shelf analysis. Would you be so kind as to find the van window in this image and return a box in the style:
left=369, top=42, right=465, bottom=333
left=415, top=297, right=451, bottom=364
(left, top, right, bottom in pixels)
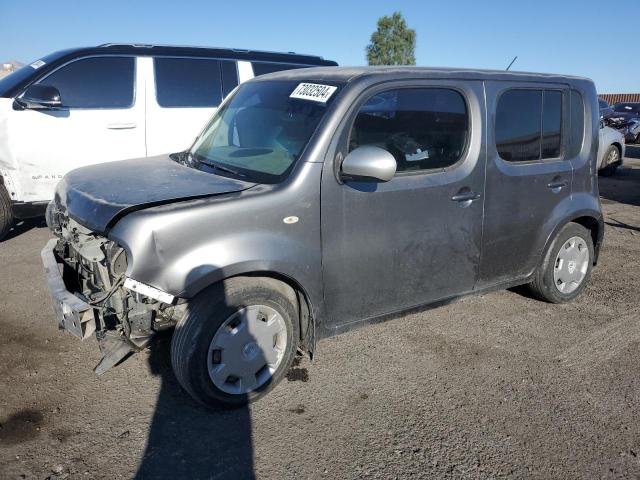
left=252, top=62, right=307, bottom=76
left=569, top=90, right=585, bottom=157
left=349, top=88, right=468, bottom=173
left=37, top=56, right=134, bottom=109
left=496, top=89, right=563, bottom=162
left=154, top=58, right=222, bottom=108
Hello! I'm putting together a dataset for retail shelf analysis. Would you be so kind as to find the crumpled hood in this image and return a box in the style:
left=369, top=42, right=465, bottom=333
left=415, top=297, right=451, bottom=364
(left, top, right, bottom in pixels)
left=610, top=112, right=639, bottom=122
left=55, top=155, right=255, bottom=233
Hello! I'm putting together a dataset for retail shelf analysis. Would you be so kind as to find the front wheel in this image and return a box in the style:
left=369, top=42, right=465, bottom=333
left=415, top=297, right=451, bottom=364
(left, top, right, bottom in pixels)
left=0, top=185, right=13, bottom=241
left=527, top=222, right=594, bottom=303
left=171, top=277, right=299, bottom=409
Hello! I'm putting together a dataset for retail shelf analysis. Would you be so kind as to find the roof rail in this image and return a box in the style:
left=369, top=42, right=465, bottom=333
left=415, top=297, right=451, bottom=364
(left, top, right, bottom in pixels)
left=96, top=43, right=325, bottom=59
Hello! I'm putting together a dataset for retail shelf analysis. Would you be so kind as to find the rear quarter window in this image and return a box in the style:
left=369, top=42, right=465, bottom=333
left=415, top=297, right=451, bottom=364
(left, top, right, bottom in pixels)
left=568, top=90, right=585, bottom=158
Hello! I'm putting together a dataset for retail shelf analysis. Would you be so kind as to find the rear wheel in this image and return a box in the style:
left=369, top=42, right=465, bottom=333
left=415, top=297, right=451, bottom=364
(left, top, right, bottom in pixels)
left=599, top=145, right=619, bottom=176
left=171, top=277, right=299, bottom=409
left=527, top=222, right=594, bottom=303
left=0, top=185, right=13, bottom=241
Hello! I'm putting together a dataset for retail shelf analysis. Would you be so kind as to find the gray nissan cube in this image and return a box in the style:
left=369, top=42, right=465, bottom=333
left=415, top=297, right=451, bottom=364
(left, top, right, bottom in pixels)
left=42, top=67, right=604, bottom=408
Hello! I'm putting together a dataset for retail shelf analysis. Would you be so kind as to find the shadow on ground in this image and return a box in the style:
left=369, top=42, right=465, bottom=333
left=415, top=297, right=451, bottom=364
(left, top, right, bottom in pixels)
left=598, top=153, right=640, bottom=208
left=135, top=331, right=256, bottom=480
left=2, top=217, right=47, bottom=242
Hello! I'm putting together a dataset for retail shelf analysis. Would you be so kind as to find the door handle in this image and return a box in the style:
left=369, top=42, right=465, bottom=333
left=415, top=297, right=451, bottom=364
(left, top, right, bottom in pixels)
left=107, top=122, right=137, bottom=130
left=451, top=191, right=481, bottom=203
left=547, top=179, right=568, bottom=191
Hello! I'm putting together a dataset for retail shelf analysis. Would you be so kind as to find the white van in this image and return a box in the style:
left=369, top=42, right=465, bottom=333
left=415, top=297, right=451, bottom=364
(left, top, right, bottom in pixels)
left=0, top=43, right=337, bottom=239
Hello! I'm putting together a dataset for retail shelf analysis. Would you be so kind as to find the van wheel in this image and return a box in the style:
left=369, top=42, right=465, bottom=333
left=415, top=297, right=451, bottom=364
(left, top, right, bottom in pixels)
left=599, top=146, right=619, bottom=176
left=527, top=222, right=594, bottom=303
left=0, top=185, right=13, bottom=241
left=171, top=277, right=299, bottom=409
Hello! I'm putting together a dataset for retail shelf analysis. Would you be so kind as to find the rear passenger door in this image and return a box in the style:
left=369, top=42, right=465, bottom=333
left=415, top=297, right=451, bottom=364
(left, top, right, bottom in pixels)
left=321, top=81, right=486, bottom=327
left=145, top=57, right=239, bottom=156
left=478, top=82, right=572, bottom=288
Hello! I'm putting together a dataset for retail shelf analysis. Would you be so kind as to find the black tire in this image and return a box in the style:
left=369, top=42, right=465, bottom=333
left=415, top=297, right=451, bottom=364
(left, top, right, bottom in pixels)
left=527, top=222, right=594, bottom=303
left=171, top=276, right=299, bottom=409
left=599, top=145, right=619, bottom=177
left=0, top=184, right=13, bottom=241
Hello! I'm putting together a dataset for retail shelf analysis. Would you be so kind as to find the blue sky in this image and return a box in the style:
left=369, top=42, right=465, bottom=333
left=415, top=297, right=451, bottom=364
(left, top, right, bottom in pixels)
left=0, top=0, right=636, bottom=92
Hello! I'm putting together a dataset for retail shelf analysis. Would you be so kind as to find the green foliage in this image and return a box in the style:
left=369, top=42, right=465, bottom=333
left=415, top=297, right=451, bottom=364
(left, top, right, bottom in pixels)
left=366, top=12, right=416, bottom=66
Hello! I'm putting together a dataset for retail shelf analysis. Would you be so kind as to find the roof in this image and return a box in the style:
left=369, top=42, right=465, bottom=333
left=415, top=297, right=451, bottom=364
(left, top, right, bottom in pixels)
left=254, top=66, right=593, bottom=85
left=87, top=43, right=337, bottom=65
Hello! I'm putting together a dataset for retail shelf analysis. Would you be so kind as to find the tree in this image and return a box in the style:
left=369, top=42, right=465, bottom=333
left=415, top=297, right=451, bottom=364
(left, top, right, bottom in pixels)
left=366, top=12, right=416, bottom=66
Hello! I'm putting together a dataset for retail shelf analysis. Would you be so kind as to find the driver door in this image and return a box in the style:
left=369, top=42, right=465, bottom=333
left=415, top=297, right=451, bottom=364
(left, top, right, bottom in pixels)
left=320, top=80, right=487, bottom=329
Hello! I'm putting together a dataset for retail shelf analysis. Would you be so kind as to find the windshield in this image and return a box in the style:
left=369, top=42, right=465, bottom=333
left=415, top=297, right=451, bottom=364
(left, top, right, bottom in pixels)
left=614, top=103, right=640, bottom=114
left=190, top=80, right=342, bottom=183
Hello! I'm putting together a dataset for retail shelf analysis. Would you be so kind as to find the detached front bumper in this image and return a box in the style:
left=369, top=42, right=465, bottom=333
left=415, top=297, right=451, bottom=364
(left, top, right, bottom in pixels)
left=41, top=238, right=96, bottom=340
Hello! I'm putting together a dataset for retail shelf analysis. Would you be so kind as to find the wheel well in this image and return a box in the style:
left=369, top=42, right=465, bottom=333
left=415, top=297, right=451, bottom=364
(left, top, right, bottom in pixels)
left=234, top=272, right=315, bottom=357
left=612, top=142, right=622, bottom=158
left=571, top=216, right=601, bottom=264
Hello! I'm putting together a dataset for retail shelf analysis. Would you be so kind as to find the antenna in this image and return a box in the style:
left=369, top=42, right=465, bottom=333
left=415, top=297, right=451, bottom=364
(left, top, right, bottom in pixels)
left=506, top=56, right=518, bottom=71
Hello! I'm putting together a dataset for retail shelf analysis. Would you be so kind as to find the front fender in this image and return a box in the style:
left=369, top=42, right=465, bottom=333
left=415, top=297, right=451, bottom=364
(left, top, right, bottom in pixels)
left=109, top=162, right=324, bottom=310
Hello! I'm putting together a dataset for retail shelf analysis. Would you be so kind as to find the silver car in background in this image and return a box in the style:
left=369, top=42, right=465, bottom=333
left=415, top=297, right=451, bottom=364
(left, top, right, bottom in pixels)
left=597, top=123, right=625, bottom=176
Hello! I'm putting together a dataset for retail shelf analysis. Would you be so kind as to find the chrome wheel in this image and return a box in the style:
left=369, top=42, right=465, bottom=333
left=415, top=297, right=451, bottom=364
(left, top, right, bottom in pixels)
left=207, top=305, right=287, bottom=395
left=607, top=147, right=619, bottom=165
left=553, top=236, right=590, bottom=294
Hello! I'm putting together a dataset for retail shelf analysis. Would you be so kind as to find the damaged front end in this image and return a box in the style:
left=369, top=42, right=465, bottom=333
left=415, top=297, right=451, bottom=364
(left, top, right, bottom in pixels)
left=42, top=202, right=184, bottom=374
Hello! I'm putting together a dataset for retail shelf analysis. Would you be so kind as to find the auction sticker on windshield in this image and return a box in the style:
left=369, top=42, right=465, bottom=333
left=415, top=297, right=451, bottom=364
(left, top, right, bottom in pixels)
left=290, top=83, right=337, bottom=103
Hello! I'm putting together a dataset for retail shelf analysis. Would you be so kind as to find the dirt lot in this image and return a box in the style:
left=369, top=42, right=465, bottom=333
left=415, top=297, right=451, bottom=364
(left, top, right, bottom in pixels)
left=1, top=153, right=640, bottom=480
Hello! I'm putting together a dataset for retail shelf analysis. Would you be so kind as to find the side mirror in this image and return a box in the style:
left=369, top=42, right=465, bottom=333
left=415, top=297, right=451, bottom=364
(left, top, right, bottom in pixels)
left=341, top=146, right=397, bottom=182
left=16, top=84, right=62, bottom=109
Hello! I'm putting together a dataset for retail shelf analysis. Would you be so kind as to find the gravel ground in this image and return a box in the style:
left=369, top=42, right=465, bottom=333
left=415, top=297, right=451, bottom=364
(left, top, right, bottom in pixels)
left=1, top=154, right=639, bottom=480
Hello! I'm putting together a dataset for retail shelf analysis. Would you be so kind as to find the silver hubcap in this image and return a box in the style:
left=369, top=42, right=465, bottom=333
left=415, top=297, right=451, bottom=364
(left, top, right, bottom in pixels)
left=607, top=148, right=619, bottom=164
left=553, top=236, right=589, bottom=294
left=207, top=305, right=287, bottom=395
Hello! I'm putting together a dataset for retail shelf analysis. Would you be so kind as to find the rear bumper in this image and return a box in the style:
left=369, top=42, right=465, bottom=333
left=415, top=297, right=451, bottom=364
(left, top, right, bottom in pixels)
left=41, top=238, right=96, bottom=340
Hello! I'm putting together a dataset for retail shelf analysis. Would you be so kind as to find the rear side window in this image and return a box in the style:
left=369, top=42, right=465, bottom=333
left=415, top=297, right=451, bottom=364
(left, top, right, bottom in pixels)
left=496, top=89, right=563, bottom=162
left=568, top=90, right=585, bottom=158
left=154, top=58, right=222, bottom=108
left=349, top=88, right=469, bottom=173
left=252, top=62, right=307, bottom=76
left=38, top=56, right=134, bottom=109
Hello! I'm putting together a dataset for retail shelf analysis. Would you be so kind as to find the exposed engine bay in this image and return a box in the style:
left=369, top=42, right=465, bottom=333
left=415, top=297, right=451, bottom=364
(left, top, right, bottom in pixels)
left=46, top=203, right=185, bottom=373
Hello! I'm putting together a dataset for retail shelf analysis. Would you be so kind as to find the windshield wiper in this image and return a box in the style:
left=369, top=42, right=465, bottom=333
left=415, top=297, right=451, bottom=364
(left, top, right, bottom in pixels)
left=196, top=156, right=246, bottom=178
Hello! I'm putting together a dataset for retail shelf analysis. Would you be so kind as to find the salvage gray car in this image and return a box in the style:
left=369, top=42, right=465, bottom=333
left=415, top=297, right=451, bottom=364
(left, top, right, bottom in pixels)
left=42, top=67, right=604, bottom=408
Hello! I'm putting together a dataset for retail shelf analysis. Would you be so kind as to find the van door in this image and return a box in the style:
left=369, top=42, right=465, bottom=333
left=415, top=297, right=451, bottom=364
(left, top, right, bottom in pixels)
left=321, top=81, right=486, bottom=328
left=478, top=82, right=572, bottom=288
left=145, top=57, right=239, bottom=156
left=7, top=55, right=146, bottom=203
